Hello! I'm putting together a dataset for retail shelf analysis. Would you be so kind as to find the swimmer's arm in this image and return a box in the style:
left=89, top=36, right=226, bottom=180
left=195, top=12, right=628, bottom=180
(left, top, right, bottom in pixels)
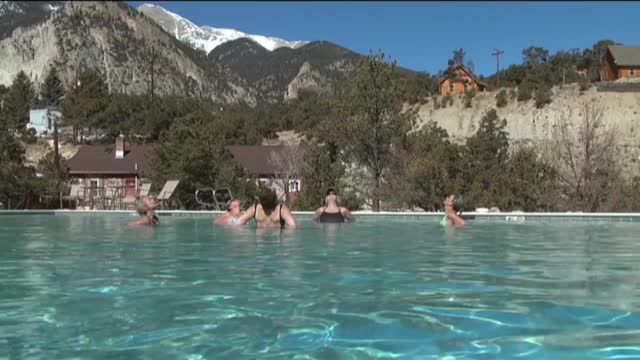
left=341, top=207, right=356, bottom=222
left=281, top=206, right=297, bottom=229
left=449, top=213, right=467, bottom=227
left=236, top=206, right=255, bottom=226
left=312, top=207, right=323, bottom=221
left=214, top=213, right=229, bottom=225
left=129, top=217, right=149, bottom=227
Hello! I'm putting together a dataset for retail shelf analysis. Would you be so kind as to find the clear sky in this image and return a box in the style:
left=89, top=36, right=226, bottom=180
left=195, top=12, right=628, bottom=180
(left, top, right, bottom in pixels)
left=128, top=1, right=640, bottom=76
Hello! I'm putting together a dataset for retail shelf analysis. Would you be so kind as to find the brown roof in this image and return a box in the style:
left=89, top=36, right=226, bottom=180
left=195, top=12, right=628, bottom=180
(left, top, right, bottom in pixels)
left=227, top=145, right=308, bottom=177
left=607, top=45, right=640, bottom=67
left=66, top=143, right=152, bottom=176
left=439, top=64, right=489, bottom=88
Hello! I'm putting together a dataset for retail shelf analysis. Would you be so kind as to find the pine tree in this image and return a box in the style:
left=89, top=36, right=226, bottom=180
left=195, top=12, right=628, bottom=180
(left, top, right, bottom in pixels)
left=294, top=143, right=346, bottom=210
left=40, top=67, right=65, bottom=106
left=1, top=71, right=35, bottom=133
left=61, top=69, right=109, bottom=142
left=463, top=109, right=510, bottom=208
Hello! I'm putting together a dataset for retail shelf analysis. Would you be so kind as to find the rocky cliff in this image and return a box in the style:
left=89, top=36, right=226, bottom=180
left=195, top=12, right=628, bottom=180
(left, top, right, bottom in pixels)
left=416, top=84, right=640, bottom=176
left=0, top=1, right=254, bottom=104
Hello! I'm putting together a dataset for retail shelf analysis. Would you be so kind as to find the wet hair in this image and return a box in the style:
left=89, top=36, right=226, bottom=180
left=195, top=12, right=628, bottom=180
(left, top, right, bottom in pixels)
left=326, top=188, right=337, bottom=196
left=258, top=188, right=278, bottom=214
left=136, top=198, right=148, bottom=216
left=451, top=193, right=464, bottom=213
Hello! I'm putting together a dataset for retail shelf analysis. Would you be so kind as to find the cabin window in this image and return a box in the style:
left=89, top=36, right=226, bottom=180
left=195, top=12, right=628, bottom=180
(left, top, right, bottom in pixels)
left=449, top=83, right=455, bottom=93
left=631, top=69, right=637, bottom=77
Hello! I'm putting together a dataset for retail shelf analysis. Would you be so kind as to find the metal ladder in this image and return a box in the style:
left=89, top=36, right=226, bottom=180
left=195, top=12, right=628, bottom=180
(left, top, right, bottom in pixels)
left=195, top=187, right=233, bottom=210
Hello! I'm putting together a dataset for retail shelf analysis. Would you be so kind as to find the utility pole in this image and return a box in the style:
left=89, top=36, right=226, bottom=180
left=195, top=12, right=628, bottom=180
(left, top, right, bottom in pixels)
left=492, top=48, right=504, bottom=88
left=149, top=47, right=155, bottom=105
left=52, top=111, right=62, bottom=209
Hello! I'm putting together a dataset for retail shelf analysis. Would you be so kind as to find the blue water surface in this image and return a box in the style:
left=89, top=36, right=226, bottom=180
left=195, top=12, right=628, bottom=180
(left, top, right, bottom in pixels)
left=1, top=214, right=640, bottom=359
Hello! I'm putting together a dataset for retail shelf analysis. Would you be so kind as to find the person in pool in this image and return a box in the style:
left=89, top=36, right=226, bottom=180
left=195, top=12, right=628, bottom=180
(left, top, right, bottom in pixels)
left=235, top=187, right=297, bottom=229
left=214, top=199, right=243, bottom=225
left=130, top=197, right=159, bottom=227
left=313, top=188, right=355, bottom=223
left=441, top=193, right=466, bottom=227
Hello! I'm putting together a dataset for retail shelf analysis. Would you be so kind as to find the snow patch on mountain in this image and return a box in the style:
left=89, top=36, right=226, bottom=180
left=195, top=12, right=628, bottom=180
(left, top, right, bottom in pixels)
left=138, top=3, right=307, bottom=53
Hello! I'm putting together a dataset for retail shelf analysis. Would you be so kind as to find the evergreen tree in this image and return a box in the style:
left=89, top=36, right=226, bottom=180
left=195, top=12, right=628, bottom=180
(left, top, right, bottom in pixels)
left=0, top=121, right=34, bottom=209
left=294, top=143, right=347, bottom=211
left=1, top=71, right=35, bottom=133
left=496, top=89, right=508, bottom=107
left=452, top=48, right=465, bottom=66
left=147, top=109, right=259, bottom=209
left=61, top=69, right=109, bottom=143
left=385, top=121, right=463, bottom=211
left=463, top=109, right=510, bottom=208
left=494, top=147, right=559, bottom=211
left=40, top=67, right=65, bottom=106
left=37, top=151, right=69, bottom=208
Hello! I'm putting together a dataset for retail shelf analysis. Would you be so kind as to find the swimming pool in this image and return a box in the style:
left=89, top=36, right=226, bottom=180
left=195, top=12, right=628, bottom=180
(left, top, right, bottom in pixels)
left=2, top=214, right=640, bottom=359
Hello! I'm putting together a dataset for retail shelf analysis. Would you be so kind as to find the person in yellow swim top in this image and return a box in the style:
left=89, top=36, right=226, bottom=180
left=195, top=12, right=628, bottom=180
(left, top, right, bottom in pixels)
left=441, top=193, right=466, bottom=227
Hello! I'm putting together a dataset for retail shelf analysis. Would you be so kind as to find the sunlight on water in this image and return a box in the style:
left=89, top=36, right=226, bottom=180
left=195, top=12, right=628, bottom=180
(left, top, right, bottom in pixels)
left=1, top=214, right=640, bottom=359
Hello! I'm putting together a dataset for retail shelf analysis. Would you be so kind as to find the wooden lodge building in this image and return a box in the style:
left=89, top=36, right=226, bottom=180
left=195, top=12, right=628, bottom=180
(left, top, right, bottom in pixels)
left=439, top=64, right=488, bottom=96
left=601, top=45, right=640, bottom=82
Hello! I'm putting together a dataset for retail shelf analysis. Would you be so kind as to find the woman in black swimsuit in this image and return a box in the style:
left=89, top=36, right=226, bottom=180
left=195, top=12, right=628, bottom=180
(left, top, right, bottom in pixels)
left=313, top=188, right=355, bottom=223
left=236, top=187, right=297, bottom=229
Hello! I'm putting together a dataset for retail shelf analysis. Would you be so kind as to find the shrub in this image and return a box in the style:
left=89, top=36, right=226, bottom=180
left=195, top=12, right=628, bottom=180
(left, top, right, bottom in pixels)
left=535, top=85, right=552, bottom=108
left=579, top=77, right=590, bottom=92
left=517, top=82, right=534, bottom=102
left=443, top=94, right=453, bottom=107
left=496, top=89, right=508, bottom=108
left=463, top=88, right=476, bottom=108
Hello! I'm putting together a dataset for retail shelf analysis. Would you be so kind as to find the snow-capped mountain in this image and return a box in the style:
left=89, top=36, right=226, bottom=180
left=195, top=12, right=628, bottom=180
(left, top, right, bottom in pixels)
left=137, top=3, right=308, bottom=53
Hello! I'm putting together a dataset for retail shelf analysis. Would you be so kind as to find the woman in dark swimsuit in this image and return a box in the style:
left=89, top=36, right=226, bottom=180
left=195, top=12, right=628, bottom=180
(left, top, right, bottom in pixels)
left=236, top=188, right=297, bottom=229
left=313, top=188, right=355, bottom=223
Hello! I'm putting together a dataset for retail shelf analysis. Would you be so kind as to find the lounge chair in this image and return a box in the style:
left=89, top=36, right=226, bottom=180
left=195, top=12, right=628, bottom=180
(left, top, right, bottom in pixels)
left=62, top=184, right=83, bottom=209
left=154, top=180, right=180, bottom=209
left=140, top=183, right=152, bottom=198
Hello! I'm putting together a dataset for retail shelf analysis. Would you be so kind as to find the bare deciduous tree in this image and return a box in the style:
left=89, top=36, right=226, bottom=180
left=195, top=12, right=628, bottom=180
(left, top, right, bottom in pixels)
left=269, top=143, right=306, bottom=206
left=548, top=102, right=619, bottom=211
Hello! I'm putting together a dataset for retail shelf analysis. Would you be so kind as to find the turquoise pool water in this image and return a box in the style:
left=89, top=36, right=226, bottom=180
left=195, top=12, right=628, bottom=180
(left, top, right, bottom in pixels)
left=2, top=214, right=640, bottom=359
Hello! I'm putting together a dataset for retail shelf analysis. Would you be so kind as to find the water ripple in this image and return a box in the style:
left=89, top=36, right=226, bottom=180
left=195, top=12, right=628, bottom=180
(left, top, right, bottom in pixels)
left=1, top=216, right=640, bottom=359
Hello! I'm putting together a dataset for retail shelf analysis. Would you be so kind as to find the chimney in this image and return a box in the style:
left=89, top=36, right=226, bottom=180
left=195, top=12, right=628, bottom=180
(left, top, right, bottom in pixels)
left=115, top=133, right=125, bottom=159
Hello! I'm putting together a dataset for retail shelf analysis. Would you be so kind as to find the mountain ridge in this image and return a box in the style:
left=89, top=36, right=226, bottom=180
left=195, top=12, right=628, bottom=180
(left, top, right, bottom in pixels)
left=0, top=1, right=418, bottom=105
left=137, top=3, right=308, bottom=53
left=0, top=1, right=255, bottom=103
